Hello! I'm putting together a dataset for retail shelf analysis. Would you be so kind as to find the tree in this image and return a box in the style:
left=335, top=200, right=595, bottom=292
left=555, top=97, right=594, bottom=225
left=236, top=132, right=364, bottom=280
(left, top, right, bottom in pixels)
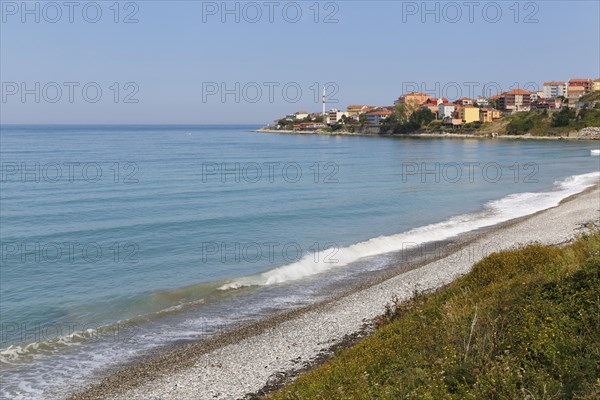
left=393, top=103, right=412, bottom=124
left=382, top=105, right=436, bottom=134
left=551, top=107, right=576, bottom=127
left=277, top=118, right=294, bottom=127
left=507, top=115, right=534, bottom=134
left=410, top=108, right=435, bottom=126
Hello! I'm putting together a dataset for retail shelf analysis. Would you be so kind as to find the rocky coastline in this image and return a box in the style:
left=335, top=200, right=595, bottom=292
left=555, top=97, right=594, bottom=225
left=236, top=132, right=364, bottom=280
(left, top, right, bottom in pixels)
left=256, top=126, right=600, bottom=140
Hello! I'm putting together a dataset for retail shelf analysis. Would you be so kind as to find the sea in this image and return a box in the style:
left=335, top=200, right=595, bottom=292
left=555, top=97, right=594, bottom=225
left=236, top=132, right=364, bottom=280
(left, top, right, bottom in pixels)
left=1, top=124, right=599, bottom=399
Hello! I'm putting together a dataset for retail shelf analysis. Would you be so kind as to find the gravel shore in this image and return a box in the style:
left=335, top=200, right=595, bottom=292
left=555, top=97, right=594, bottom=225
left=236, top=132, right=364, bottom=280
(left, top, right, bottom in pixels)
left=72, top=186, right=600, bottom=400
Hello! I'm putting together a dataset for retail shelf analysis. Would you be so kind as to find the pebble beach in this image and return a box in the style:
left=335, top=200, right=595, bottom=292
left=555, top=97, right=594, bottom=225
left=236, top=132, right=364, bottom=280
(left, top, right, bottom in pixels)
left=69, top=185, right=600, bottom=400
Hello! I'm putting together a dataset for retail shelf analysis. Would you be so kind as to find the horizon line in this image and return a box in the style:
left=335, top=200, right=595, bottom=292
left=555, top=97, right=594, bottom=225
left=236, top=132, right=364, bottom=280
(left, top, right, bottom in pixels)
left=0, top=123, right=266, bottom=126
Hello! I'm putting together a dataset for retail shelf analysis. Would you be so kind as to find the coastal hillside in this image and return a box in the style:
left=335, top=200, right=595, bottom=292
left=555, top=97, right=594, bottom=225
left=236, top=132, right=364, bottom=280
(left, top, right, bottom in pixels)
left=268, top=89, right=600, bottom=139
left=474, top=106, right=600, bottom=137
left=267, top=106, right=600, bottom=139
left=271, top=231, right=600, bottom=399
left=388, top=105, right=600, bottom=137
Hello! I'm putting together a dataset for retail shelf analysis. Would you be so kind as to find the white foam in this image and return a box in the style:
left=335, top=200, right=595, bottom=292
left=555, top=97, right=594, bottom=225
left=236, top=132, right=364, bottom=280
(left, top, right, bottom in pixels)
left=591, top=149, right=600, bottom=156
left=219, top=171, right=600, bottom=290
left=0, top=327, right=100, bottom=364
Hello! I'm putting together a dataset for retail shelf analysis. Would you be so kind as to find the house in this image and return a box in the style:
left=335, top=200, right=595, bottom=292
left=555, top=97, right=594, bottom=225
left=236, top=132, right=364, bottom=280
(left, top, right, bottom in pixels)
left=327, top=109, right=350, bottom=124
left=296, top=122, right=326, bottom=130
left=346, top=105, right=370, bottom=116
left=438, top=103, right=455, bottom=119
left=497, top=89, right=532, bottom=113
left=442, top=118, right=463, bottom=129
left=460, top=105, right=479, bottom=123
left=422, top=104, right=439, bottom=117
left=568, top=78, right=592, bottom=93
left=426, top=97, right=448, bottom=105
left=532, top=97, right=561, bottom=110
left=593, top=78, right=600, bottom=92
left=453, top=104, right=463, bottom=118
left=476, top=96, right=489, bottom=107
left=365, top=110, right=392, bottom=124
left=566, top=85, right=585, bottom=105
left=530, top=92, right=539, bottom=102
left=285, top=111, right=309, bottom=121
left=294, top=111, right=309, bottom=120
left=489, top=93, right=504, bottom=102
left=542, top=81, right=567, bottom=98
left=394, top=92, right=430, bottom=107
left=479, top=108, right=502, bottom=123
left=454, top=97, right=474, bottom=106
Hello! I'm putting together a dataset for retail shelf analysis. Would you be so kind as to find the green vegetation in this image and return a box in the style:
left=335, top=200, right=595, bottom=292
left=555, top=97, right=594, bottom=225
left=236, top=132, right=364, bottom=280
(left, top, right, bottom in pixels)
left=382, top=106, right=435, bottom=134
left=499, top=108, right=600, bottom=136
left=552, top=108, right=577, bottom=128
left=271, top=232, right=600, bottom=399
left=276, top=118, right=299, bottom=128
left=551, top=107, right=600, bottom=132
left=276, top=115, right=323, bottom=128
left=275, top=99, right=599, bottom=136
left=506, top=109, right=550, bottom=134
left=325, top=123, right=345, bottom=133
left=580, top=91, right=600, bottom=103
left=463, top=121, right=482, bottom=130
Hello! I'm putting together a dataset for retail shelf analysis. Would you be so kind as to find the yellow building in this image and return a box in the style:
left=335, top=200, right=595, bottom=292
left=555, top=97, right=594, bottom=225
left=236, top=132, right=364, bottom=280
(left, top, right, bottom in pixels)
left=593, top=78, right=600, bottom=92
left=460, top=105, right=479, bottom=123
left=479, top=108, right=502, bottom=123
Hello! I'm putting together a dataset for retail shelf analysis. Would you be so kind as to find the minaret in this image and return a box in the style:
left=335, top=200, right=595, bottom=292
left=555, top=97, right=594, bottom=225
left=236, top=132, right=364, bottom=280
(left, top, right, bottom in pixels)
left=322, top=86, right=326, bottom=119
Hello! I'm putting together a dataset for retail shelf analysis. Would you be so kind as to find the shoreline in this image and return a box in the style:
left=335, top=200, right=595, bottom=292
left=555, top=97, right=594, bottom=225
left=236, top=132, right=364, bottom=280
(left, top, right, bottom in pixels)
left=254, top=128, right=600, bottom=141
left=69, top=183, right=600, bottom=400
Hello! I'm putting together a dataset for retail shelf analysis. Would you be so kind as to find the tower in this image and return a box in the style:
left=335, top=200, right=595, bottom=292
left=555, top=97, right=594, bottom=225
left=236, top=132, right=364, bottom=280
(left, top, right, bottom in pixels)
left=322, top=86, right=326, bottom=118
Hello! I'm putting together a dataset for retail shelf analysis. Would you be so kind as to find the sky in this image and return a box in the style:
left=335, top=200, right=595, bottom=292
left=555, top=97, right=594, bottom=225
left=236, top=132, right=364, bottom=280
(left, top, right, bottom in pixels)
left=1, top=0, right=599, bottom=124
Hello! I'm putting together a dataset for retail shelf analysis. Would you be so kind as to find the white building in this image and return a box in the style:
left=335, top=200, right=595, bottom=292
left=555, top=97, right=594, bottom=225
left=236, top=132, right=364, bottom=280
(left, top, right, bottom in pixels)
left=365, top=110, right=392, bottom=124
left=438, top=103, right=455, bottom=119
left=476, top=97, right=489, bottom=107
left=286, top=111, right=309, bottom=121
left=542, top=81, right=567, bottom=99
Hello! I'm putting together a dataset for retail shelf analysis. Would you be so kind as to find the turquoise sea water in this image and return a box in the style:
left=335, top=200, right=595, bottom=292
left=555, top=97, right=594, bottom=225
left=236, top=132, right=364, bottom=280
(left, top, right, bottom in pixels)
left=1, top=125, right=599, bottom=398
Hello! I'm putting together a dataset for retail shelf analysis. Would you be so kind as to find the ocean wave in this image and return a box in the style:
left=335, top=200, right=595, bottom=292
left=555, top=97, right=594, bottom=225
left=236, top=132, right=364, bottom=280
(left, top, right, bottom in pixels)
left=0, top=296, right=209, bottom=365
left=0, top=328, right=98, bottom=364
left=219, top=171, right=600, bottom=290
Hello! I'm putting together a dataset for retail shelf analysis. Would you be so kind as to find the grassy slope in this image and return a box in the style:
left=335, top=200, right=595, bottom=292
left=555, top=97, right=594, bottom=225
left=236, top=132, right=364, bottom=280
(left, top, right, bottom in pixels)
left=474, top=107, right=600, bottom=137
left=270, top=232, right=600, bottom=399
left=581, top=92, right=600, bottom=103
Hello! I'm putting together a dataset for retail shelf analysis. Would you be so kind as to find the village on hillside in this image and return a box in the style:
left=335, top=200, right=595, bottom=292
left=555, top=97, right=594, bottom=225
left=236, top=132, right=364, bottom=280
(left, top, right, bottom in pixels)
left=268, top=78, right=600, bottom=136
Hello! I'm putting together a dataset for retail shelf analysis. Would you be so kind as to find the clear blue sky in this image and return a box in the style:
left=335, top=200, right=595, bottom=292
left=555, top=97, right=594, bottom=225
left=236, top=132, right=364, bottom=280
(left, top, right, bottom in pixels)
left=1, top=0, right=599, bottom=124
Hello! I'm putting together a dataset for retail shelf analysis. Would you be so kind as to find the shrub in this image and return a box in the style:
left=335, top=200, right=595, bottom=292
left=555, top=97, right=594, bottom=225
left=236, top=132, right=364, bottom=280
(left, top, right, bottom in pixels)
left=271, top=232, right=600, bottom=400
left=551, top=107, right=577, bottom=127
